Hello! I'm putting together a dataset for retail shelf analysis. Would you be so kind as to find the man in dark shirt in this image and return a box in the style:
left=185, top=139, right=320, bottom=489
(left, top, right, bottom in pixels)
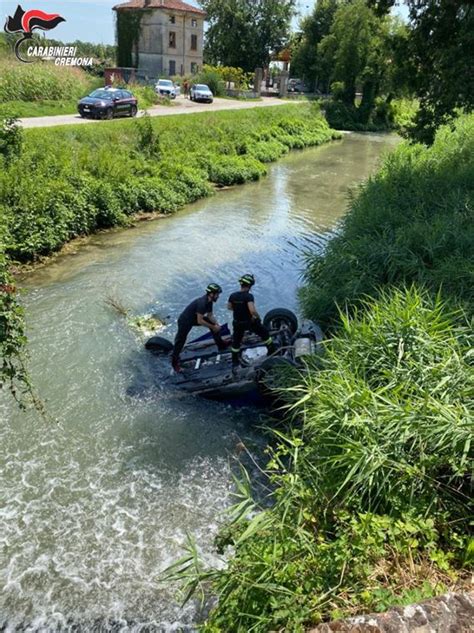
left=171, top=283, right=227, bottom=372
left=227, top=274, right=275, bottom=369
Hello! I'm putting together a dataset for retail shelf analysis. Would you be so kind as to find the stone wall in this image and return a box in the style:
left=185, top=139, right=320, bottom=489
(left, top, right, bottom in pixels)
left=309, top=592, right=474, bottom=632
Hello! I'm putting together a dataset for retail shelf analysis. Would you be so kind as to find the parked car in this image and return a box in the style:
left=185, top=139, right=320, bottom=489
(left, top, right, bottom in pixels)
left=288, top=78, right=308, bottom=93
left=78, top=88, right=138, bottom=119
left=189, top=83, right=213, bottom=103
left=155, top=79, right=179, bottom=99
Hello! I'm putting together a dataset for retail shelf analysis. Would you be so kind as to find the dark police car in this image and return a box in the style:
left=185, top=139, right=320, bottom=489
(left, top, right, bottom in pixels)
left=78, top=87, right=138, bottom=120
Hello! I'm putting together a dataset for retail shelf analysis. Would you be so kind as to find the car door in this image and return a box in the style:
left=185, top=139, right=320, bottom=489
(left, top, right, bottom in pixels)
left=114, top=90, right=128, bottom=115
left=121, top=90, right=133, bottom=114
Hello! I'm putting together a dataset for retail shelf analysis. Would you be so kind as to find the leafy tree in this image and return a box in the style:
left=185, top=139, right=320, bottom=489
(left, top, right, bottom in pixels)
left=369, top=0, right=474, bottom=143
left=290, top=0, right=339, bottom=91
left=318, top=0, right=393, bottom=118
left=199, top=0, right=296, bottom=72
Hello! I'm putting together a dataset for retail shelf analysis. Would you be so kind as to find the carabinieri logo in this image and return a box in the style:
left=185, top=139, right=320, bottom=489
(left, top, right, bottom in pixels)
left=4, top=4, right=65, bottom=62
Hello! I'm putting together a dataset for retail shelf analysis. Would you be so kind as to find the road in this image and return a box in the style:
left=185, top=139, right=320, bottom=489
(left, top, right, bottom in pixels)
left=19, top=95, right=301, bottom=129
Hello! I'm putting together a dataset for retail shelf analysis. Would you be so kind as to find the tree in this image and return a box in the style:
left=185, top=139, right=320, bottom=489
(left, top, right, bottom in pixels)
left=290, top=0, right=339, bottom=91
left=368, top=0, right=474, bottom=143
left=319, top=0, right=392, bottom=112
left=199, top=0, right=296, bottom=72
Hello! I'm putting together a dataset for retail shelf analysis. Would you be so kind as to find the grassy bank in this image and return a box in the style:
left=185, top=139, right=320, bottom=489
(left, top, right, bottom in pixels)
left=0, top=104, right=339, bottom=263
left=168, top=114, right=473, bottom=631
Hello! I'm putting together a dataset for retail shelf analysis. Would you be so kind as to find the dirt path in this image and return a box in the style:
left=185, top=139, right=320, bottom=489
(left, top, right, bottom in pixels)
left=19, top=95, right=302, bottom=129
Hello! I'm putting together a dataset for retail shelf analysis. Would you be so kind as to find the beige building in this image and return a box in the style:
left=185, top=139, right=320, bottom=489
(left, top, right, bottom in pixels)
left=113, top=0, right=205, bottom=77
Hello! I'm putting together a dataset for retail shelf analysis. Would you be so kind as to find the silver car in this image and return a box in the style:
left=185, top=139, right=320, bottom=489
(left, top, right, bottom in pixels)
left=155, top=79, right=180, bottom=99
left=189, top=83, right=213, bottom=103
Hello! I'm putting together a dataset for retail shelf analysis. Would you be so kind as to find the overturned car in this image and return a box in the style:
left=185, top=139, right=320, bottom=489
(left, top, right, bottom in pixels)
left=145, top=308, right=323, bottom=406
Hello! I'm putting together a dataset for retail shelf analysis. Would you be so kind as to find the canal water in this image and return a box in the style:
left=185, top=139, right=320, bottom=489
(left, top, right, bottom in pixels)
left=0, top=133, right=399, bottom=631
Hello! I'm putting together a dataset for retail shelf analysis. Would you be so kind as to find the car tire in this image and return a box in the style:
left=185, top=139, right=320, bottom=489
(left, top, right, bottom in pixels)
left=263, top=308, right=298, bottom=335
left=105, top=108, right=113, bottom=120
left=145, top=336, right=174, bottom=355
left=130, top=105, right=137, bottom=117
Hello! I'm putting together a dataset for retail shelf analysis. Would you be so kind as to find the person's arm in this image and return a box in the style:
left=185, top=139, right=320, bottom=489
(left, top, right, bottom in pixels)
left=227, top=302, right=233, bottom=311
left=197, top=311, right=220, bottom=332
left=247, top=301, right=260, bottom=320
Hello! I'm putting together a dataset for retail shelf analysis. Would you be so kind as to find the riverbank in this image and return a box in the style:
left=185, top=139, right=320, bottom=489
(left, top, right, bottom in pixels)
left=173, top=113, right=474, bottom=631
left=1, top=103, right=339, bottom=264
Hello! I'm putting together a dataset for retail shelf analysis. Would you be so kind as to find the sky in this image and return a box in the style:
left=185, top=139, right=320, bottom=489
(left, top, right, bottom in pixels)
left=1, top=0, right=407, bottom=46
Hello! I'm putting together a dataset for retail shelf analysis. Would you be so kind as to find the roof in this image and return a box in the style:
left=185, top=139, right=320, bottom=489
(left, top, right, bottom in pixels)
left=113, top=0, right=206, bottom=14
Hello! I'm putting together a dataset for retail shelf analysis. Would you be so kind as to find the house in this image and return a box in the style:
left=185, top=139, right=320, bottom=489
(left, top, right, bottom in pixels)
left=113, top=0, right=206, bottom=77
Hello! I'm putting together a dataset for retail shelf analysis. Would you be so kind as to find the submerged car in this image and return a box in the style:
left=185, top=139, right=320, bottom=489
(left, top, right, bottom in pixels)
left=189, top=83, right=213, bottom=103
left=155, top=79, right=179, bottom=99
left=78, top=88, right=138, bottom=119
left=145, top=308, right=323, bottom=406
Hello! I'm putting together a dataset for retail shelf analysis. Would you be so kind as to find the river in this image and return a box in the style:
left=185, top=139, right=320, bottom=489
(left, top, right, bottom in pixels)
left=0, top=132, right=399, bottom=631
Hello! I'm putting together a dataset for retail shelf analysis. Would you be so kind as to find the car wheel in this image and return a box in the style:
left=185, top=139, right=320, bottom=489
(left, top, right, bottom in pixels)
left=263, top=308, right=298, bottom=335
left=130, top=105, right=137, bottom=117
left=105, top=108, right=113, bottom=120
left=145, top=336, right=174, bottom=355
left=79, top=112, right=85, bottom=118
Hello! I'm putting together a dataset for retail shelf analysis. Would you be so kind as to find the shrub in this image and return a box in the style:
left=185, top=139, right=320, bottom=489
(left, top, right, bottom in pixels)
left=301, top=112, right=474, bottom=327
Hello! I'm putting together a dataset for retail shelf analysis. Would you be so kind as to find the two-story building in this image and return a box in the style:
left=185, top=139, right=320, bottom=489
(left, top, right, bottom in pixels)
left=113, top=0, right=205, bottom=77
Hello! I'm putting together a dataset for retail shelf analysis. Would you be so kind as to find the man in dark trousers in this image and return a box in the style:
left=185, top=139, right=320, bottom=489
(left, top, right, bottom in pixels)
left=171, top=283, right=227, bottom=372
left=227, top=274, right=275, bottom=369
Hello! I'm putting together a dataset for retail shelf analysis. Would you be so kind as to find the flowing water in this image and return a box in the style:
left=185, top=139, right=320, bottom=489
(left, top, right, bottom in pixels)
left=0, top=133, right=399, bottom=631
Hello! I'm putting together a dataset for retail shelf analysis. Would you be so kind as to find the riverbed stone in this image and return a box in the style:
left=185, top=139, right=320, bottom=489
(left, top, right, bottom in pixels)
left=308, top=592, right=474, bottom=632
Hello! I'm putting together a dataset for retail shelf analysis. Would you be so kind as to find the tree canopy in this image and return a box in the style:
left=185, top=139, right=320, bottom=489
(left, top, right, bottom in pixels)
left=199, top=0, right=296, bottom=72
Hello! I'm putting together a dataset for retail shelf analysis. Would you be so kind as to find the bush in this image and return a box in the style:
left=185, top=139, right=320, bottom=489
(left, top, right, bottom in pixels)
left=301, top=112, right=474, bottom=327
left=0, top=104, right=337, bottom=262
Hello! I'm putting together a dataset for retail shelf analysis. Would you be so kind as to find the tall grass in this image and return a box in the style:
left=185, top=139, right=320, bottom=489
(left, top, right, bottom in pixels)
left=0, top=104, right=339, bottom=262
left=301, top=113, right=474, bottom=327
left=0, top=60, right=96, bottom=102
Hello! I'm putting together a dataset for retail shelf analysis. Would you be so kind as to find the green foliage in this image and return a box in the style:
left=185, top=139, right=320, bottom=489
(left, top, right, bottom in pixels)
left=115, top=10, right=146, bottom=68
left=200, top=0, right=296, bottom=71
left=0, top=116, right=23, bottom=163
left=0, top=104, right=336, bottom=263
left=301, top=112, right=474, bottom=327
left=290, top=0, right=339, bottom=92
left=0, top=226, right=29, bottom=402
left=0, top=60, right=96, bottom=102
left=195, top=66, right=226, bottom=97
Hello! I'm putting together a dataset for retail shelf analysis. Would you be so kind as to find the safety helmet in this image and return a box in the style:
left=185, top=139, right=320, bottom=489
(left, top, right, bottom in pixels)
left=206, top=282, right=222, bottom=294
left=239, top=273, right=255, bottom=287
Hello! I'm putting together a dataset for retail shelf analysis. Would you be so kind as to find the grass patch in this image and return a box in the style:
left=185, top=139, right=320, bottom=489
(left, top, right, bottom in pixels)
left=0, top=104, right=339, bottom=263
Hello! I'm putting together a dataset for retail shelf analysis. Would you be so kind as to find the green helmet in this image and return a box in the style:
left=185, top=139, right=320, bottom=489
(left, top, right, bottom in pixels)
left=239, top=273, right=255, bottom=287
left=206, top=282, right=222, bottom=294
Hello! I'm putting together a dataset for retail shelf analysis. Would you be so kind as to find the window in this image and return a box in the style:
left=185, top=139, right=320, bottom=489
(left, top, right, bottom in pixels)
left=191, top=62, right=198, bottom=74
left=169, top=60, right=176, bottom=76
left=169, top=31, right=176, bottom=48
left=191, top=34, right=197, bottom=51
left=169, top=15, right=175, bottom=24
left=191, top=18, right=197, bottom=27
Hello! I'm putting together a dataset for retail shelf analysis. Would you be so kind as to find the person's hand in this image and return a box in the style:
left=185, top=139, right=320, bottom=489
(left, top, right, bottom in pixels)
left=211, top=323, right=221, bottom=334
